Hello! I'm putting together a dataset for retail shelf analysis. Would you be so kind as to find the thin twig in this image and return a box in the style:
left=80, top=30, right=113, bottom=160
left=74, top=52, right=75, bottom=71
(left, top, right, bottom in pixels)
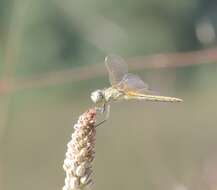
left=0, top=46, right=216, bottom=93
left=0, top=0, right=29, bottom=140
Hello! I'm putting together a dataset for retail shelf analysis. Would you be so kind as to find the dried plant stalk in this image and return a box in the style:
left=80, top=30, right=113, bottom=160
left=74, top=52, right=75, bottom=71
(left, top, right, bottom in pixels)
left=63, top=108, right=96, bottom=190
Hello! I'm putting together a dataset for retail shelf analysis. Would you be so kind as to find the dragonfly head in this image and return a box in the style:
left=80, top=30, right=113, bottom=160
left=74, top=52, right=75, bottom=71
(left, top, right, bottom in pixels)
left=91, top=89, right=105, bottom=104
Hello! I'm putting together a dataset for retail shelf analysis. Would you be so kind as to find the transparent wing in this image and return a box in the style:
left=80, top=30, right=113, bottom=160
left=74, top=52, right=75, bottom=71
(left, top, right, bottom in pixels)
left=117, top=73, right=151, bottom=93
left=105, top=55, right=128, bottom=86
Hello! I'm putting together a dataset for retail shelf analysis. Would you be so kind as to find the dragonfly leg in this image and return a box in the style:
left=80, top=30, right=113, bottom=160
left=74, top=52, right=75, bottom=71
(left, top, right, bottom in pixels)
left=105, top=104, right=110, bottom=120
left=95, top=104, right=110, bottom=128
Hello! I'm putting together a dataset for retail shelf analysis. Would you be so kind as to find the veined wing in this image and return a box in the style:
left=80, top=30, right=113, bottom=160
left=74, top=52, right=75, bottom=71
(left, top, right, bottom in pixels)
left=116, top=73, right=151, bottom=94
left=116, top=73, right=182, bottom=102
left=105, top=55, right=128, bottom=86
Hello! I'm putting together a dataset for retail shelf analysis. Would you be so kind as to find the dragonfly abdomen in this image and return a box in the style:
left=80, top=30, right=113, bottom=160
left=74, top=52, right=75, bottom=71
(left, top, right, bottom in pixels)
left=140, top=95, right=182, bottom=102
left=124, top=93, right=182, bottom=102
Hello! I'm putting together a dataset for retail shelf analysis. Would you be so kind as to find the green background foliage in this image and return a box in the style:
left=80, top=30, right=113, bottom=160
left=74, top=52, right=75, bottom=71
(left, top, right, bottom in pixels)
left=0, top=0, right=217, bottom=190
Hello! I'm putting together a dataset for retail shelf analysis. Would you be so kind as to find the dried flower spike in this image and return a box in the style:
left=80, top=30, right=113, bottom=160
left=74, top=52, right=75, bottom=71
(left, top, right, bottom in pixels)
left=63, top=108, right=96, bottom=190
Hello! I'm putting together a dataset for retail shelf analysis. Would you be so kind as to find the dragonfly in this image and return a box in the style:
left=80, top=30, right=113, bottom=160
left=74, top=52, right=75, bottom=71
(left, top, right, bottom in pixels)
left=91, top=55, right=182, bottom=121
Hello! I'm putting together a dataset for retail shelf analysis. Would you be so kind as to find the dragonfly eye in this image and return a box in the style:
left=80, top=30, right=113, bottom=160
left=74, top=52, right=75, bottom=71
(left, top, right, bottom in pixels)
left=91, top=90, right=104, bottom=104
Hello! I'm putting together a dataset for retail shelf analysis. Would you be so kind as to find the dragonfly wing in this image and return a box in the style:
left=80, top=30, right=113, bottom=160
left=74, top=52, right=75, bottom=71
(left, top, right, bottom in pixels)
left=117, top=73, right=151, bottom=93
left=105, top=55, right=128, bottom=86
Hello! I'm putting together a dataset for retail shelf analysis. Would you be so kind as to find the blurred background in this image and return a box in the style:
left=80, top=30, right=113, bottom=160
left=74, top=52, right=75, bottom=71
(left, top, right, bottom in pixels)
left=0, top=0, right=217, bottom=190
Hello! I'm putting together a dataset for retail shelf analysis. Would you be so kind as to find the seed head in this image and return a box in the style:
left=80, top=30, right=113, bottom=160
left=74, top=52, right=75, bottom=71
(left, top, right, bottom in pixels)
left=63, top=108, right=96, bottom=190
